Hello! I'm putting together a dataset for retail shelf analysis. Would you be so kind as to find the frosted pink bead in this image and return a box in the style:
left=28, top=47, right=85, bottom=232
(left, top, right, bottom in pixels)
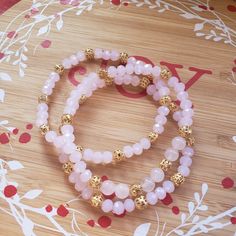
left=178, top=117, right=193, bottom=127
left=134, top=63, right=144, bottom=75
left=152, top=66, right=161, bottom=77
left=123, top=145, right=133, bottom=158
left=153, top=91, right=161, bottom=101
left=157, top=106, right=170, bottom=116
left=114, top=76, right=123, bottom=85
left=182, top=108, right=194, bottom=117
left=124, top=199, right=135, bottom=212
left=146, top=84, right=156, bottom=96
left=49, top=72, right=60, bottom=82
left=180, top=156, right=192, bottom=167
left=69, top=151, right=82, bottom=163
left=141, top=177, right=155, bottom=192
left=63, top=107, right=76, bottom=115
left=83, top=148, right=93, bottom=162
left=126, top=63, right=134, bottom=74
left=180, top=100, right=192, bottom=109
left=76, top=51, right=85, bottom=61
left=113, top=201, right=125, bottom=215
left=70, top=55, right=78, bottom=66
left=74, top=161, right=86, bottom=173
left=37, top=111, right=48, bottom=121
left=75, top=179, right=86, bottom=192
left=54, top=136, right=66, bottom=149
left=155, top=187, right=166, bottom=200
left=97, top=79, right=105, bottom=88
left=36, top=119, right=45, bottom=127
left=155, top=80, right=165, bottom=89
left=93, top=151, right=103, bottom=164
left=107, top=66, right=117, bottom=77
left=63, top=142, right=76, bottom=154
left=102, top=50, right=111, bottom=60
left=162, top=180, right=175, bottom=193
left=177, top=91, right=188, bottom=101
left=168, top=76, right=179, bottom=87
left=172, top=136, right=186, bottom=151
left=153, top=123, right=164, bottom=134
left=103, top=151, right=113, bottom=164
left=102, top=199, right=113, bottom=213
left=173, top=111, right=182, bottom=122
left=132, top=143, right=143, bottom=155
left=68, top=172, right=77, bottom=183
left=110, top=50, right=119, bottom=61
left=159, top=87, right=170, bottom=97
left=182, top=147, right=194, bottom=156
left=131, top=75, right=140, bottom=86
left=178, top=165, right=190, bottom=177
left=115, top=183, right=129, bottom=199
left=117, top=65, right=126, bottom=76
left=59, top=153, right=69, bottom=163
left=155, top=115, right=167, bottom=125
left=140, top=138, right=151, bottom=150
left=164, top=148, right=179, bottom=162
left=127, top=57, right=136, bottom=64
left=94, top=48, right=103, bottom=59
left=61, top=125, right=74, bottom=135
left=123, top=74, right=131, bottom=85
left=146, top=192, right=158, bottom=205
left=45, top=131, right=57, bottom=143
left=101, top=180, right=115, bottom=196
left=62, top=58, right=71, bottom=69
left=42, top=85, right=52, bottom=95
left=143, top=64, right=152, bottom=75
left=37, top=103, right=48, bottom=112
left=81, top=188, right=93, bottom=200
left=150, top=168, right=164, bottom=182
left=80, top=169, right=92, bottom=182
left=174, top=82, right=185, bottom=92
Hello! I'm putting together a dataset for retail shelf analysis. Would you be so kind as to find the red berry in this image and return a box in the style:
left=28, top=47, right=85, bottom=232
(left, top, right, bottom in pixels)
left=172, top=206, right=180, bottom=215
left=101, top=175, right=108, bottom=181
left=231, top=217, right=236, bottom=224
left=57, top=205, right=69, bottom=217
left=98, top=215, right=112, bottom=228
left=0, top=133, right=9, bottom=144
left=45, top=204, right=53, bottom=212
left=87, top=219, right=95, bottom=227
left=4, top=185, right=17, bottom=198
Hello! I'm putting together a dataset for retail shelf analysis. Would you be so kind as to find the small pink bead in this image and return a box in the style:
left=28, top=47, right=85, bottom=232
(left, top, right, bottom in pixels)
left=131, top=75, right=140, bottom=86
left=124, top=199, right=135, bottom=212
left=81, top=188, right=93, bottom=200
left=132, top=143, right=143, bottom=155
left=134, top=63, right=143, bottom=75
left=49, top=72, right=60, bottom=82
left=143, top=64, right=152, bottom=75
left=115, top=183, right=129, bottom=199
left=155, top=187, right=166, bottom=200
left=127, top=57, right=136, bottom=64
left=155, top=80, right=166, bottom=89
left=54, top=136, right=65, bottom=149
left=153, top=123, right=164, bottom=134
left=157, top=106, right=170, bottom=116
left=177, top=91, right=188, bottom=101
left=110, top=50, right=119, bottom=61
left=150, top=168, right=164, bottom=182
left=168, top=76, right=179, bottom=87
left=70, top=55, right=78, bottom=66
left=178, top=117, right=193, bottom=127
left=103, top=151, right=113, bottom=164
left=173, top=111, right=182, bottom=122
left=102, top=50, right=111, bottom=60
left=35, top=119, right=45, bottom=127
left=163, top=180, right=175, bottom=193
left=113, top=201, right=125, bottom=215
left=117, top=65, right=126, bottom=76
left=101, top=180, right=115, bottom=196
left=172, top=136, right=186, bottom=151
left=140, top=138, right=151, bottom=150
left=61, top=125, right=74, bottom=134
left=182, top=108, right=194, bottom=117
left=45, top=131, right=57, bottom=143
left=164, top=148, right=179, bottom=162
left=68, top=172, right=77, bottom=183
left=42, top=85, right=52, bottom=95
left=123, top=145, right=133, bottom=158
left=126, top=63, right=134, bottom=74
left=178, top=165, right=190, bottom=177
left=123, top=74, right=132, bottom=85
left=63, top=107, right=76, bottom=115
left=83, top=148, right=93, bottom=161
left=102, top=199, right=113, bottom=213
left=80, top=169, right=92, bottom=182
left=146, top=192, right=158, bottom=205
left=63, top=142, right=76, bottom=154
left=107, top=66, right=117, bottom=77
left=180, top=100, right=192, bottom=109
left=37, top=103, right=48, bottom=112
left=76, top=51, right=85, bottom=61
left=94, top=48, right=103, bottom=59
left=62, top=58, right=71, bottom=69
left=182, top=147, right=194, bottom=156
left=146, top=85, right=156, bottom=96
left=159, top=87, right=170, bottom=97
left=69, top=151, right=82, bottom=163
left=180, top=156, right=192, bottom=167
left=75, top=179, right=86, bottom=192
left=174, top=82, right=185, bottom=92
left=141, top=177, right=155, bottom=192
left=37, top=111, right=48, bottom=120
left=114, top=76, right=123, bottom=85
left=155, top=115, right=167, bottom=125
left=153, top=91, right=161, bottom=101
left=59, top=153, right=69, bottom=163
left=152, top=66, right=161, bottom=77
left=74, top=161, right=86, bottom=173
left=93, top=151, right=103, bottom=164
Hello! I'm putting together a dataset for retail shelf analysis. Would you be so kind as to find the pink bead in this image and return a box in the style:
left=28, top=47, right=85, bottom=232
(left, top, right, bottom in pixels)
left=141, top=177, right=155, bottom=192
left=107, top=66, right=117, bottom=77
left=172, top=136, right=186, bottom=150
left=59, top=153, right=69, bottom=163
left=63, top=142, right=76, bottom=154
left=62, top=58, right=71, bottom=69
left=164, top=148, right=179, bottom=162
left=155, top=115, right=167, bottom=125
left=182, top=147, right=194, bottom=156
left=83, top=148, right=93, bottom=162
left=159, top=87, right=170, bottom=97
left=143, top=64, right=152, bottom=75
left=155, top=187, right=166, bottom=200
left=146, top=192, right=158, bottom=205
left=54, top=136, right=65, bottom=149
left=114, top=76, right=123, bottom=85
left=103, top=151, right=113, bottom=164
left=180, top=156, right=192, bottom=167
left=150, top=168, right=164, bottom=182
left=177, top=91, right=188, bottom=101
left=102, top=199, right=113, bottom=213
left=180, top=100, right=192, bottom=109
left=102, top=50, right=110, bottom=60
left=134, top=63, right=143, bottom=75
left=178, top=117, right=193, bottom=127
left=168, top=76, right=179, bottom=87
left=37, top=103, right=48, bottom=112
left=113, top=201, right=125, bottom=215
left=70, top=55, right=78, bottom=66
left=131, top=75, right=140, bottom=86
left=63, top=107, right=76, bottom=115
left=140, top=138, right=151, bottom=150
left=35, top=119, right=45, bottom=127
left=126, top=64, right=134, bottom=74
left=132, top=143, right=143, bottom=155
left=173, top=111, right=182, bottom=122
left=127, top=57, right=136, bottom=64
left=93, top=151, right=103, bottom=164
left=117, top=65, right=126, bottom=76
left=68, top=172, right=77, bottom=183
left=153, top=91, right=161, bottom=101
left=80, top=169, right=92, bottom=182
left=101, top=180, right=115, bottom=196
left=61, top=125, right=74, bottom=134
left=74, top=161, right=86, bottom=173
left=115, top=183, right=129, bottom=199
left=146, top=85, right=156, bottom=96
left=174, top=82, right=185, bottom=92
left=157, top=106, right=170, bottom=116
left=42, top=85, right=52, bottom=95
left=182, top=108, right=194, bottom=117
left=76, top=51, right=85, bottom=61
left=163, top=180, right=175, bottom=193
left=45, top=131, right=57, bottom=143
left=49, top=72, right=60, bottom=82
left=152, top=66, right=161, bottom=77
left=75, top=179, right=86, bottom=192
left=69, top=151, right=82, bottom=163
left=94, top=48, right=103, bottom=59
left=153, top=123, right=164, bottom=134
left=155, top=80, right=165, bottom=89
left=124, top=199, right=135, bottom=212
left=178, top=165, right=190, bottom=177
left=110, top=50, right=119, bottom=61
left=123, top=145, right=133, bottom=158
left=81, top=188, right=93, bottom=200
left=123, top=74, right=131, bottom=85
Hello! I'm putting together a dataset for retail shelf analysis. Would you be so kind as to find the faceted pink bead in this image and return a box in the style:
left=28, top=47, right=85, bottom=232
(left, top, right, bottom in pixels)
left=115, top=183, right=129, bottom=199
left=164, top=148, right=179, bottom=162
left=80, top=169, right=92, bottom=182
left=70, top=55, right=78, bottom=66
left=113, top=201, right=125, bottom=215
left=35, top=119, right=45, bottom=127
left=107, top=66, right=117, bottom=77
left=68, top=172, right=77, bottom=183
left=178, top=165, right=190, bottom=177
left=94, top=48, right=103, bottom=59
left=155, top=80, right=165, bottom=89
left=173, top=111, right=182, bottom=122
left=159, top=87, right=170, bottom=97
left=140, top=138, right=151, bottom=150
left=177, top=91, right=188, bottom=101
left=81, top=187, right=93, bottom=200
left=132, top=143, right=143, bottom=155
left=141, top=177, right=155, bottom=192
left=146, top=192, right=158, bottom=205
left=162, top=180, right=175, bottom=193
left=168, top=76, right=179, bottom=87
left=37, top=103, right=48, bottom=112
left=61, top=125, right=74, bottom=134
left=45, top=131, right=57, bottom=143
left=123, top=74, right=131, bottom=85
left=103, top=151, right=113, bottom=164
left=134, top=63, right=143, bottom=75
left=182, top=147, right=194, bottom=157
left=182, top=108, right=194, bottom=117
left=117, top=65, right=126, bottom=76
left=174, top=82, right=185, bottom=92
left=146, top=84, right=156, bottom=96
left=180, top=156, right=192, bottom=167
left=110, top=50, right=119, bottom=61
left=62, top=58, right=71, bottom=69
left=114, top=76, right=123, bottom=85
left=63, top=142, right=76, bottom=154
left=153, top=91, right=161, bottom=101
left=64, top=107, right=76, bottom=115
left=172, top=136, right=186, bottom=151
left=102, top=50, right=111, bottom=60
left=42, top=85, right=52, bottom=95
left=69, top=151, right=82, bottom=163
left=101, top=180, right=115, bottom=196
left=93, top=151, right=103, bottom=164
left=131, top=75, right=140, bottom=86
left=59, top=153, right=69, bottom=163
left=127, top=57, right=136, bottom=64
left=180, top=100, right=192, bottom=109
left=49, top=72, right=60, bottom=82
left=178, top=117, right=193, bottom=127
left=143, top=64, right=152, bottom=75
left=76, top=51, right=85, bottom=61
left=153, top=123, right=164, bottom=134
left=124, top=199, right=135, bottom=212
left=152, top=66, right=161, bottom=77
left=123, top=145, right=133, bottom=158
left=102, top=199, right=113, bottom=213
left=54, top=136, right=66, bottom=149
left=157, top=106, right=170, bottom=116
left=155, top=187, right=166, bottom=200
left=126, top=63, right=134, bottom=74
left=74, top=161, right=86, bottom=173
left=150, top=168, right=164, bottom=182
left=83, top=148, right=93, bottom=162
left=75, top=179, right=86, bottom=192
left=155, top=115, right=167, bottom=125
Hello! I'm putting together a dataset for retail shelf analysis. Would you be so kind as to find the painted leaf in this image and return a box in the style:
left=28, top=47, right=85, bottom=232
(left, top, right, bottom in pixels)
left=213, top=37, right=222, bottom=42
left=181, top=13, right=195, bottom=19
left=192, top=215, right=200, bottom=223
left=209, top=222, right=223, bottom=228
left=37, top=24, right=49, bottom=36
left=194, top=192, right=200, bottom=203
left=199, top=225, right=208, bottom=233
left=174, top=229, right=184, bottom=235
left=202, top=183, right=208, bottom=195
left=196, top=32, right=205, bottom=37
left=7, top=161, right=24, bottom=170
left=198, top=205, right=208, bottom=211
left=194, top=23, right=204, bottom=31
left=22, top=218, right=34, bottom=235
left=0, top=89, right=5, bottom=102
left=0, top=120, right=9, bottom=125
left=0, top=72, right=12, bottom=81
left=232, top=136, right=236, bottom=142
left=133, top=223, right=151, bottom=236
left=191, top=6, right=203, bottom=12
left=22, top=189, right=43, bottom=199
left=188, top=201, right=195, bottom=214
left=56, top=18, right=63, bottom=31
left=181, top=213, right=186, bottom=224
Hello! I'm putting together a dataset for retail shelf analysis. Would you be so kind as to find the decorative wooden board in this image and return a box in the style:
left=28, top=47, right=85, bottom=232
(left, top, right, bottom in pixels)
left=0, top=1, right=235, bottom=236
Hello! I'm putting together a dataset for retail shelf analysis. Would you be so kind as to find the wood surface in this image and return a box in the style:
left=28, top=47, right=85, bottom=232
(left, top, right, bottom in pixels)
left=0, top=1, right=236, bottom=236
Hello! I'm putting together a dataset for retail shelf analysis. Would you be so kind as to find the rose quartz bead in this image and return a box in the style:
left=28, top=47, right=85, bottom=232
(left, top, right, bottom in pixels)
left=159, top=87, right=170, bottom=97
left=37, top=103, right=48, bottom=112
left=168, top=76, right=179, bottom=87
left=64, top=107, right=76, bottom=115
left=126, top=63, right=134, bottom=75
left=134, top=64, right=143, bottom=75
left=180, top=100, right=192, bottom=110
left=162, top=180, right=175, bottom=193
left=102, top=199, right=113, bottom=213
left=102, top=50, right=110, bottom=60
left=36, top=119, right=45, bottom=127
left=81, top=188, right=93, bottom=200
left=155, top=187, right=166, bottom=200
left=182, top=147, right=194, bottom=156
left=178, top=117, right=193, bottom=127
left=131, top=75, right=140, bottom=86
left=115, top=183, right=129, bottom=199
left=123, top=145, right=133, bottom=158
left=174, top=82, right=185, bottom=92
left=153, top=91, right=161, bottom=101
left=61, top=125, right=74, bottom=135
left=93, top=151, right=103, bottom=164
left=155, top=80, right=165, bottom=89
left=141, top=177, right=155, bottom=192
left=113, top=201, right=125, bottom=215
left=114, top=76, right=123, bottom=85
left=42, top=85, right=52, bottom=95
left=146, top=192, right=158, bottom=205
left=132, top=143, right=143, bottom=155
left=45, top=131, right=57, bottom=143
left=70, top=55, right=78, bottom=66
left=54, top=136, right=65, bottom=149
left=117, top=65, right=126, bottom=76
left=180, top=156, right=192, bottom=167
left=164, top=148, right=179, bottom=162
left=124, top=199, right=135, bottom=212
left=68, top=172, right=77, bottom=184
left=158, top=106, right=170, bottom=116
left=62, top=58, right=71, bottom=69
left=101, top=180, right=115, bottom=196
left=127, top=57, right=136, bottom=64
left=75, top=179, right=86, bottom=192
left=155, top=115, right=167, bottom=125
left=152, top=66, right=161, bottom=77
left=94, top=48, right=103, bottom=59
left=178, top=165, right=190, bottom=177
left=83, top=148, right=93, bottom=162
left=140, top=138, right=151, bottom=150
left=49, top=72, right=60, bottom=82
left=74, top=161, right=86, bottom=173
left=103, top=151, right=113, bottom=164
left=172, top=136, right=186, bottom=150
left=63, top=142, right=76, bottom=154
left=80, top=169, right=92, bottom=182
left=182, top=108, right=194, bottom=117
left=177, top=91, right=188, bottom=100
left=59, top=153, right=69, bottom=163
left=153, top=123, right=164, bottom=134
left=150, top=168, right=164, bottom=182
left=76, top=51, right=85, bottom=61
left=107, top=66, right=117, bottom=77
left=143, top=64, right=152, bottom=75
left=110, top=50, right=119, bottom=61
left=123, top=74, right=132, bottom=85
left=147, top=84, right=156, bottom=96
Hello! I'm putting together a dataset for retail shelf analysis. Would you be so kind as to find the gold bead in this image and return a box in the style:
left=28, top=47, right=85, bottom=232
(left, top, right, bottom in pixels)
left=90, top=193, right=104, bottom=207
left=130, top=184, right=143, bottom=198
left=38, top=94, right=48, bottom=104
left=168, top=102, right=178, bottom=112
left=62, top=161, right=74, bottom=174
left=85, top=48, right=94, bottom=60
left=61, top=114, right=73, bottom=125
left=170, top=173, right=185, bottom=187
left=161, top=68, right=171, bottom=80
left=159, top=159, right=172, bottom=172
left=76, top=145, right=83, bottom=152
left=159, top=95, right=172, bottom=106
left=134, top=195, right=148, bottom=210
left=113, top=149, right=125, bottom=162
left=89, top=176, right=101, bottom=188
left=179, top=126, right=192, bottom=138
left=40, top=124, right=49, bottom=135
left=186, top=136, right=195, bottom=146
left=120, top=52, right=129, bottom=65
left=98, top=69, right=113, bottom=86
left=79, top=94, right=87, bottom=104
left=55, top=64, right=64, bottom=75
left=148, top=132, right=158, bottom=143
left=139, top=76, right=152, bottom=89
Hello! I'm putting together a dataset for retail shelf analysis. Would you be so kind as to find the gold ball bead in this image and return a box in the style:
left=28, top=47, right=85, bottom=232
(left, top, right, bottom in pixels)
left=62, top=161, right=74, bottom=174
left=89, top=176, right=102, bottom=188
left=161, top=68, right=171, bottom=80
left=98, top=69, right=113, bottom=86
left=38, top=94, right=48, bottom=104
left=120, top=52, right=129, bottom=65
left=39, top=124, right=49, bottom=135
left=159, top=95, right=172, bottom=106
left=113, top=149, right=125, bottom=162
left=159, top=159, right=172, bottom=172
left=134, top=195, right=148, bottom=210
left=61, top=114, right=73, bottom=125
left=130, top=184, right=143, bottom=198
left=139, top=76, right=152, bottom=89
left=85, top=48, right=94, bottom=60
left=148, top=132, right=158, bottom=143
left=186, top=136, right=195, bottom=146
left=55, top=64, right=64, bottom=75
left=79, top=94, right=87, bottom=105
left=179, top=126, right=192, bottom=138
left=168, top=102, right=178, bottom=112
left=90, top=193, right=104, bottom=207
left=76, top=145, right=83, bottom=152
left=170, top=173, right=185, bottom=187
